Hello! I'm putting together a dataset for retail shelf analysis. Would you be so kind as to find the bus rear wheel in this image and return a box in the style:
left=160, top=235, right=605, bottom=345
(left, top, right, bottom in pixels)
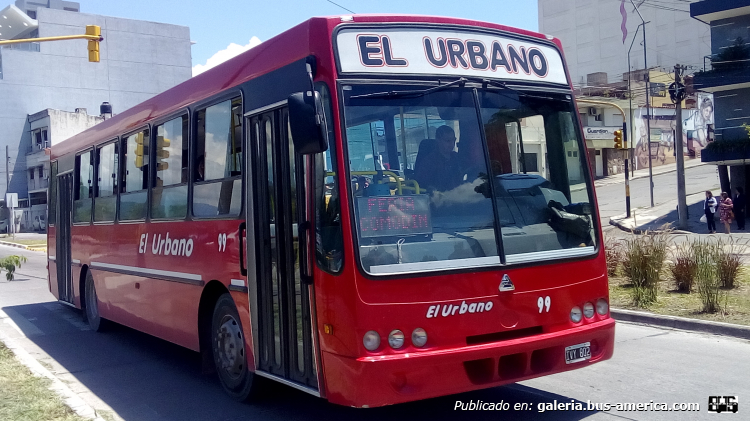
left=211, top=293, right=257, bottom=401
left=83, top=271, right=106, bottom=332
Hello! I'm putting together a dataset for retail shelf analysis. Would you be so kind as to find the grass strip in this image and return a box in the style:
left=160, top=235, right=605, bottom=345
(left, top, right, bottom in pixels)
left=0, top=343, right=87, bottom=421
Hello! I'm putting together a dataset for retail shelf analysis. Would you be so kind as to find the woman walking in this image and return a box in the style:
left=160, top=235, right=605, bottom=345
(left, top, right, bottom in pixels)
left=704, top=191, right=717, bottom=233
left=720, top=192, right=734, bottom=234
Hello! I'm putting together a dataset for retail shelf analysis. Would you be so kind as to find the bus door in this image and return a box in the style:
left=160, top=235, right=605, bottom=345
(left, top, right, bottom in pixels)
left=56, top=172, right=74, bottom=303
left=247, top=106, right=318, bottom=390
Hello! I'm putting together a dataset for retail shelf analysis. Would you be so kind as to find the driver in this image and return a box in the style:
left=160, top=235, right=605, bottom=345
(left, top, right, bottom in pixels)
left=413, top=125, right=463, bottom=191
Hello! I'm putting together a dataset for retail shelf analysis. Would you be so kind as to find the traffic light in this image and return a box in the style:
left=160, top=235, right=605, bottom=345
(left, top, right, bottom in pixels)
left=613, top=130, right=623, bottom=149
left=155, top=136, right=170, bottom=171
left=86, top=25, right=101, bottom=62
left=134, top=132, right=147, bottom=168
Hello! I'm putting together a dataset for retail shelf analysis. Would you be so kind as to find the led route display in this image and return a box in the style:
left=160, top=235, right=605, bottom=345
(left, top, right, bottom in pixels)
left=356, top=195, right=432, bottom=238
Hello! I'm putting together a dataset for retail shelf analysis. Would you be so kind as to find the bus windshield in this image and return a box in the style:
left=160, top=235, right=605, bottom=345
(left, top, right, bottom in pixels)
left=341, top=83, right=596, bottom=275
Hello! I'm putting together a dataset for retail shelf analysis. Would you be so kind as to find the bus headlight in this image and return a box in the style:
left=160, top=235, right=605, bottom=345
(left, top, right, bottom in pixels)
left=388, top=330, right=405, bottom=349
left=596, top=298, right=609, bottom=315
left=363, top=331, right=380, bottom=351
left=411, top=328, right=427, bottom=347
left=583, top=302, right=595, bottom=319
left=570, top=306, right=582, bottom=323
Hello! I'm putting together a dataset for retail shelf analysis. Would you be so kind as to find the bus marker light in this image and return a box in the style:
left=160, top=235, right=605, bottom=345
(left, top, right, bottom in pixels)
left=570, top=306, right=582, bottom=323
left=412, top=328, right=427, bottom=347
left=596, top=298, right=609, bottom=315
left=324, top=324, right=334, bottom=335
left=388, top=330, right=405, bottom=349
left=583, top=302, right=594, bottom=319
left=363, top=331, right=380, bottom=351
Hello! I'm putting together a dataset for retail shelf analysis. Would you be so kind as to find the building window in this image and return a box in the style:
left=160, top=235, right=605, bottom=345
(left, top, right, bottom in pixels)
left=29, top=168, right=35, bottom=180
left=119, top=129, right=149, bottom=220
left=38, top=166, right=43, bottom=179
left=193, top=97, right=242, bottom=217
left=152, top=115, right=188, bottom=219
left=27, top=10, right=36, bottom=19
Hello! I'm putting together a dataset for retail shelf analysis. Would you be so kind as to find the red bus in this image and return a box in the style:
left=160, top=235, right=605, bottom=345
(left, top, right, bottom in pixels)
left=47, top=15, right=615, bottom=408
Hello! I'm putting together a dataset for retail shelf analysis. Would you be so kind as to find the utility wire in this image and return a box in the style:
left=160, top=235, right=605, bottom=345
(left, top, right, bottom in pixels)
left=326, top=0, right=355, bottom=14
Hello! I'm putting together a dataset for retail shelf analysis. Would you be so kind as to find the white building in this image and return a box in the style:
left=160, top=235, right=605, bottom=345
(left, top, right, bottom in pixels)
left=0, top=1, right=192, bottom=230
left=538, top=0, right=711, bottom=87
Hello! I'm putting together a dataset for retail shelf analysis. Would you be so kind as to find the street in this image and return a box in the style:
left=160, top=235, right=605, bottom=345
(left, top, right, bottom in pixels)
left=1, top=245, right=748, bottom=420
left=595, top=164, right=721, bottom=232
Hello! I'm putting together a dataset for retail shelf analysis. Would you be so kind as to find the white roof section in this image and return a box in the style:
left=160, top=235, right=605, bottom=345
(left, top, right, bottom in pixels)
left=0, top=4, right=38, bottom=40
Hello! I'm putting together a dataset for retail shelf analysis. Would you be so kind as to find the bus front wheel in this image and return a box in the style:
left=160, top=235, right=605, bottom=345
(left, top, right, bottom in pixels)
left=211, top=293, right=257, bottom=401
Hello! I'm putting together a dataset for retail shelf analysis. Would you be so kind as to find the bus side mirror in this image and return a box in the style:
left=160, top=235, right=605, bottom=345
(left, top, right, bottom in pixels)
left=288, top=91, right=328, bottom=154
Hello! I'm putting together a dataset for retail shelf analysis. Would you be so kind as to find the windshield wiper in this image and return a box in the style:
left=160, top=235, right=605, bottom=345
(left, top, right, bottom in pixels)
left=349, top=78, right=467, bottom=99
left=463, top=76, right=568, bottom=102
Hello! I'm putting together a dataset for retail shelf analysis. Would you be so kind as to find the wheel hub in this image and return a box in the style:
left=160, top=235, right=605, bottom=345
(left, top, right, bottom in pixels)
left=215, top=315, right=245, bottom=379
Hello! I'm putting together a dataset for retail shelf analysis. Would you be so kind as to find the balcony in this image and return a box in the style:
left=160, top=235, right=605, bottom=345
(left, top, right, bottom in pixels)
left=701, top=139, right=750, bottom=164
left=691, top=0, right=750, bottom=24
left=694, top=40, right=750, bottom=92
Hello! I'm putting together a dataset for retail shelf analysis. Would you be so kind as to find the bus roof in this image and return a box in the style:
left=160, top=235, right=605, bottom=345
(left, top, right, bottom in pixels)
left=52, top=15, right=559, bottom=159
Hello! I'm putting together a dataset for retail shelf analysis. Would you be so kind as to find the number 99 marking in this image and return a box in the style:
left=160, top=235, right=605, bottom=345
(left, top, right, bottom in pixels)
left=537, top=296, right=551, bottom=313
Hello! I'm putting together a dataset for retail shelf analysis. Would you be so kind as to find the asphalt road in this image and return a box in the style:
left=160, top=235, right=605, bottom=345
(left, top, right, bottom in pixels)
left=1, top=244, right=748, bottom=420
left=595, top=165, right=721, bottom=231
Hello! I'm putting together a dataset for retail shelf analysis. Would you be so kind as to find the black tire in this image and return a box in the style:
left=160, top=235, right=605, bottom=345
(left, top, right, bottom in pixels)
left=211, top=293, right=257, bottom=401
left=83, top=270, right=107, bottom=332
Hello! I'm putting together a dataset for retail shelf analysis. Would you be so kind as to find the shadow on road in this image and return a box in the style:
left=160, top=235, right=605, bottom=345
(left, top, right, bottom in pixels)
left=3, top=302, right=599, bottom=421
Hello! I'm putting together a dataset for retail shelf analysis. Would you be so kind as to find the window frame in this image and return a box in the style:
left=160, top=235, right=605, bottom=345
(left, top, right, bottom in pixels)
left=190, top=93, right=244, bottom=220
left=93, top=138, right=119, bottom=224
left=117, top=125, right=151, bottom=222
left=150, top=111, right=191, bottom=222
left=72, top=148, right=95, bottom=225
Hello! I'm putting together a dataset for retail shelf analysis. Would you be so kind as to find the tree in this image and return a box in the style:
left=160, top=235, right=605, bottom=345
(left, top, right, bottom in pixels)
left=714, top=37, right=750, bottom=72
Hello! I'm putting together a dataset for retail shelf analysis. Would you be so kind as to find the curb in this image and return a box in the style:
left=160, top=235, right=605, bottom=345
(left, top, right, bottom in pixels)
left=608, top=218, right=692, bottom=235
left=0, top=314, right=106, bottom=421
left=0, top=240, right=46, bottom=252
left=611, top=308, right=750, bottom=340
left=595, top=162, right=708, bottom=187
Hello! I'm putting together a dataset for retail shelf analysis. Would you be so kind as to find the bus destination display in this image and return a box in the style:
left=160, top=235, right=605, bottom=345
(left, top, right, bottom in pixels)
left=357, top=195, right=432, bottom=238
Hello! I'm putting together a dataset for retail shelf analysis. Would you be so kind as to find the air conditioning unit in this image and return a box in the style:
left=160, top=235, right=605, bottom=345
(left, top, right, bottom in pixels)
left=588, top=107, right=598, bottom=116
left=595, top=114, right=603, bottom=122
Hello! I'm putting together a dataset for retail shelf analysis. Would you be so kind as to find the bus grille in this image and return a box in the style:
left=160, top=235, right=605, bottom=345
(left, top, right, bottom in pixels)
left=465, top=326, right=543, bottom=346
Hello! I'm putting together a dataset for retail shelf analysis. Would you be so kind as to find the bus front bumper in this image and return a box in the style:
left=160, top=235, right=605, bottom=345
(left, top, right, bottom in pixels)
left=321, top=318, right=615, bottom=408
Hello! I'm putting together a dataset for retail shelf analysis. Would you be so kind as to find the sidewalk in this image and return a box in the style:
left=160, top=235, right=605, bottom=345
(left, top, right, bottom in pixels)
left=594, top=157, right=707, bottom=188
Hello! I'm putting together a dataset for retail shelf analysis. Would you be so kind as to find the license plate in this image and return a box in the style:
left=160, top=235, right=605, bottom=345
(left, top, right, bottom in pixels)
left=565, top=342, right=591, bottom=364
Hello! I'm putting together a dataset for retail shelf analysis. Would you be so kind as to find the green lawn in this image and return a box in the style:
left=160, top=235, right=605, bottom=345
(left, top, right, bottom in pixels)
left=0, top=343, right=87, bottom=421
left=609, top=271, right=750, bottom=326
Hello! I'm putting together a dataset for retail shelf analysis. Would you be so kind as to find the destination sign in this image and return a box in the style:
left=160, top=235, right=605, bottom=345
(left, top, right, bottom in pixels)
left=336, top=28, right=568, bottom=85
left=357, top=195, right=432, bottom=238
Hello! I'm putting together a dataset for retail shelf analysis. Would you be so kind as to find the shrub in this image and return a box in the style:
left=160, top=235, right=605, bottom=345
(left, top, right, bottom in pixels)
left=714, top=238, right=743, bottom=289
left=669, top=242, right=697, bottom=292
left=694, top=240, right=723, bottom=313
left=622, top=232, right=668, bottom=306
left=0, top=255, right=27, bottom=281
left=604, top=236, right=623, bottom=277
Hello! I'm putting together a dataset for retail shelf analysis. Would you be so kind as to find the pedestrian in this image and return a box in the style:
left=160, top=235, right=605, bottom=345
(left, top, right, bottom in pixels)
left=719, top=192, right=734, bottom=234
left=734, top=187, right=746, bottom=230
left=703, top=191, right=717, bottom=233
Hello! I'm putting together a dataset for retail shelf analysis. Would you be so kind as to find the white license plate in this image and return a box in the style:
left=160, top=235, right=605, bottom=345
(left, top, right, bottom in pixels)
left=565, top=342, right=591, bottom=364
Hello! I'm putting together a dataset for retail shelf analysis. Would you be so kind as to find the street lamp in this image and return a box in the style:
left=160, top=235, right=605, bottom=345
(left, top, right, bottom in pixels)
left=629, top=0, right=654, bottom=207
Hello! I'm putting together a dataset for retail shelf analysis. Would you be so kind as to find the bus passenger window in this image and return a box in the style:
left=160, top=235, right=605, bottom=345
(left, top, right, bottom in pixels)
left=119, top=129, right=149, bottom=221
left=73, top=150, right=93, bottom=223
left=94, top=141, right=118, bottom=222
left=193, top=97, right=242, bottom=218
left=48, top=162, right=57, bottom=226
left=152, top=116, right=188, bottom=219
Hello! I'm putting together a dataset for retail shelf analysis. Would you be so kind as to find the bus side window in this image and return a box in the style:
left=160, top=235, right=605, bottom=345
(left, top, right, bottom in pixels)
left=119, top=129, right=149, bottom=221
left=73, top=150, right=93, bottom=223
left=193, top=97, right=242, bottom=218
left=152, top=115, right=188, bottom=219
left=94, top=141, right=118, bottom=222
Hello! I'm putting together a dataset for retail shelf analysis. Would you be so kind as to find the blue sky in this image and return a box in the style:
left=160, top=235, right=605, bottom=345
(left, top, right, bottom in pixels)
left=82, top=0, right=539, bottom=74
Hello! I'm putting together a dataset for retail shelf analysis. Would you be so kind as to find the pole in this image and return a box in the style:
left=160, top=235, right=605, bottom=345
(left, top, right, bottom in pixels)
left=674, top=65, right=688, bottom=229
left=630, top=0, right=654, bottom=207
left=5, top=145, right=10, bottom=238
left=628, top=23, right=644, bottom=180
left=623, top=121, right=630, bottom=216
